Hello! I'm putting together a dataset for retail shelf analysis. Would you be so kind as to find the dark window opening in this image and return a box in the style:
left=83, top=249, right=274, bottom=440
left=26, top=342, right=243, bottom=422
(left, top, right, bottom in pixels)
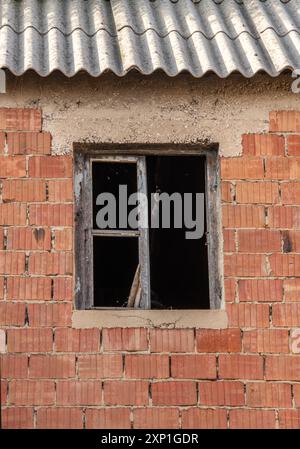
left=147, top=156, right=209, bottom=309
left=93, top=236, right=139, bottom=308
left=92, top=161, right=137, bottom=230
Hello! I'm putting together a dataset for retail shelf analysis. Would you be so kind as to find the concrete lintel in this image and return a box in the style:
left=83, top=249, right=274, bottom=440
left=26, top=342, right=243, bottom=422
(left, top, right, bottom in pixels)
left=72, top=309, right=228, bottom=329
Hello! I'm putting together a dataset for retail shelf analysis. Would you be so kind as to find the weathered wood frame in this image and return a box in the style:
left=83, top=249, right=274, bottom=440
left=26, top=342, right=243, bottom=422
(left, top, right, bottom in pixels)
left=74, top=143, right=222, bottom=310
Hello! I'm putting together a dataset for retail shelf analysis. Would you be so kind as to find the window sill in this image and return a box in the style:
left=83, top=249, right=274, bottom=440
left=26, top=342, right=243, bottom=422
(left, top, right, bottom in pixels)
left=72, top=309, right=228, bottom=329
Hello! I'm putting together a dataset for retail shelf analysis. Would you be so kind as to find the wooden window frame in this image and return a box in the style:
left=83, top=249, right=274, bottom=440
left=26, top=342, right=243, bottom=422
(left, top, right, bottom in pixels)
left=74, top=143, right=222, bottom=311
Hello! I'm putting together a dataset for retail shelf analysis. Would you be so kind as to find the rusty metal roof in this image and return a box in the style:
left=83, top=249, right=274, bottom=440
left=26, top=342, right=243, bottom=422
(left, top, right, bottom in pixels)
left=0, top=0, right=299, bottom=77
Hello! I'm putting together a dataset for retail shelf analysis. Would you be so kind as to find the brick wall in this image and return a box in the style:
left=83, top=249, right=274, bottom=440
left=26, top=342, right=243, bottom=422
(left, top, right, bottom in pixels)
left=0, top=107, right=300, bottom=429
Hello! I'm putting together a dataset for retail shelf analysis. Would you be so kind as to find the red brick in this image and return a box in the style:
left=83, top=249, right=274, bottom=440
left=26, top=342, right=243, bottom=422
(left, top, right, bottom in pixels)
left=29, top=156, right=72, bottom=178
left=29, top=252, right=73, bottom=275
left=219, top=355, right=264, bottom=380
left=270, top=110, right=300, bottom=132
left=242, top=133, right=284, bottom=156
left=36, top=408, right=83, bottom=429
left=221, top=157, right=264, bottom=180
left=279, top=410, right=300, bottom=429
left=1, top=354, right=28, bottom=378
left=29, top=354, right=75, bottom=378
left=266, top=355, right=300, bottom=380
left=0, top=108, right=41, bottom=132
left=0, top=302, right=26, bottom=326
left=227, top=303, right=269, bottom=328
left=282, top=230, right=300, bottom=252
left=222, top=181, right=233, bottom=202
left=238, top=230, right=281, bottom=253
left=272, top=303, right=300, bottom=326
left=181, top=408, right=227, bottom=429
left=0, top=251, right=25, bottom=275
left=56, top=381, right=102, bottom=405
left=86, top=408, right=131, bottom=429
left=0, top=132, right=5, bottom=153
left=265, top=158, right=289, bottom=180
left=6, top=227, right=51, bottom=250
left=239, top=279, right=283, bottom=302
left=133, top=408, right=179, bottom=429
left=222, top=205, right=265, bottom=228
left=223, top=229, right=235, bottom=252
left=6, top=277, right=52, bottom=300
left=282, top=183, right=300, bottom=206
left=229, top=409, right=276, bottom=429
left=268, top=206, right=300, bottom=228
left=0, top=155, right=26, bottom=177
left=0, top=228, right=3, bottom=250
left=0, top=203, right=27, bottom=225
left=287, top=134, right=300, bottom=156
left=78, top=354, right=123, bottom=379
left=243, top=329, right=289, bottom=353
left=103, top=328, right=148, bottom=351
left=246, top=382, right=292, bottom=408
left=55, top=328, right=100, bottom=352
left=1, top=379, right=7, bottom=405
left=48, top=179, right=73, bottom=202
left=27, top=303, right=72, bottom=327
left=265, top=158, right=300, bottom=180
left=224, top=254, right=266, bottom=277
left=152, top=381, right=197, bottom=406
left=171, top=355, right=216, bottom=379
left=2, top=407, right=34, bottom=429
left=196, top=329, right=241, bottom=353
left=125, top=354, right=169, bottom=379
left=7, top=328, right=53, bottom=352
left=236, top=181, right=279, bottom=204
left=284, top=279, right=300, bottom=301
left=7, top=131, right=51, bottom=155
left=199, top=381, right=245, bottom=406
left=53, top=277, right=73, bottom=301
left=269, top=254, right=300, bottom=276
left=53, top=228, right=73, bottom=250
left=293, top=384, right=300, bottom=407
left=29, top=204, right=73, bottom=226
left=224, top=278, right=236, bottom=302
left=104, top=381, right=149, bottom=406
left=10, top=380, right=55, bottom=405
left=150, top=329, right=194, bottom=353
left=2, top=179, right=46, bottom=202
left=0, top=276, right=4, bottom=299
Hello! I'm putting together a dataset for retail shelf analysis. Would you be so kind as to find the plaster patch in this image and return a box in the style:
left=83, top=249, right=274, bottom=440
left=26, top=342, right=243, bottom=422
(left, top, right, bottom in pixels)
left=0, top=72, right=299, bottom=157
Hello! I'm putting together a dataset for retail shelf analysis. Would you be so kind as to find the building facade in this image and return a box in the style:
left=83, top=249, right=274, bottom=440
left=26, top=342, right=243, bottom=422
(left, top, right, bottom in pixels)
left=1, top=0, right=300, bottom=429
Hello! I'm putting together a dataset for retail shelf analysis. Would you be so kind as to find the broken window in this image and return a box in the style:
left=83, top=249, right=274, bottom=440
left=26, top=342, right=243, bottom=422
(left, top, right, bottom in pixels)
left=75, top=147, right=221, bottom=310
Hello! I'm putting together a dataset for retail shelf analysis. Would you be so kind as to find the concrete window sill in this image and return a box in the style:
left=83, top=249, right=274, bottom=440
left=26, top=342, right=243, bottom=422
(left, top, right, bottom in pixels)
left=72, top=309, right=228, bottom=329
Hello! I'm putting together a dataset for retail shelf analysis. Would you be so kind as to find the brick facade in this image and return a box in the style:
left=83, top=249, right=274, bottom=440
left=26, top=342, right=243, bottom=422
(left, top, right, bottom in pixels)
left=0, top=108, right=300, bottom=429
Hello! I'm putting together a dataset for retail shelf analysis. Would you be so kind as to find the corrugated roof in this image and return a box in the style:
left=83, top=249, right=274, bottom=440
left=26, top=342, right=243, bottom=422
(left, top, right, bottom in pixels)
left=0, top=0, right=299, bottom=78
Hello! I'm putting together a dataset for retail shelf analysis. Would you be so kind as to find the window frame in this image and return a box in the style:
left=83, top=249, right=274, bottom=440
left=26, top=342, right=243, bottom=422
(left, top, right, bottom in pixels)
left=74, top=144, right=221, bottom=311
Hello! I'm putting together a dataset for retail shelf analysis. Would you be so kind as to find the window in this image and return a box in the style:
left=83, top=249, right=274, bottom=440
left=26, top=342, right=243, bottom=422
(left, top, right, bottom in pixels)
left=75, top=145, right=221, bottom=311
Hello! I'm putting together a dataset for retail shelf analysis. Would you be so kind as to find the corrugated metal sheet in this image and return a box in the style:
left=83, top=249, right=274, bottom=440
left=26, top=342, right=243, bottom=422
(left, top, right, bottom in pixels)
left=0, top=0, right=299, bottom=78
